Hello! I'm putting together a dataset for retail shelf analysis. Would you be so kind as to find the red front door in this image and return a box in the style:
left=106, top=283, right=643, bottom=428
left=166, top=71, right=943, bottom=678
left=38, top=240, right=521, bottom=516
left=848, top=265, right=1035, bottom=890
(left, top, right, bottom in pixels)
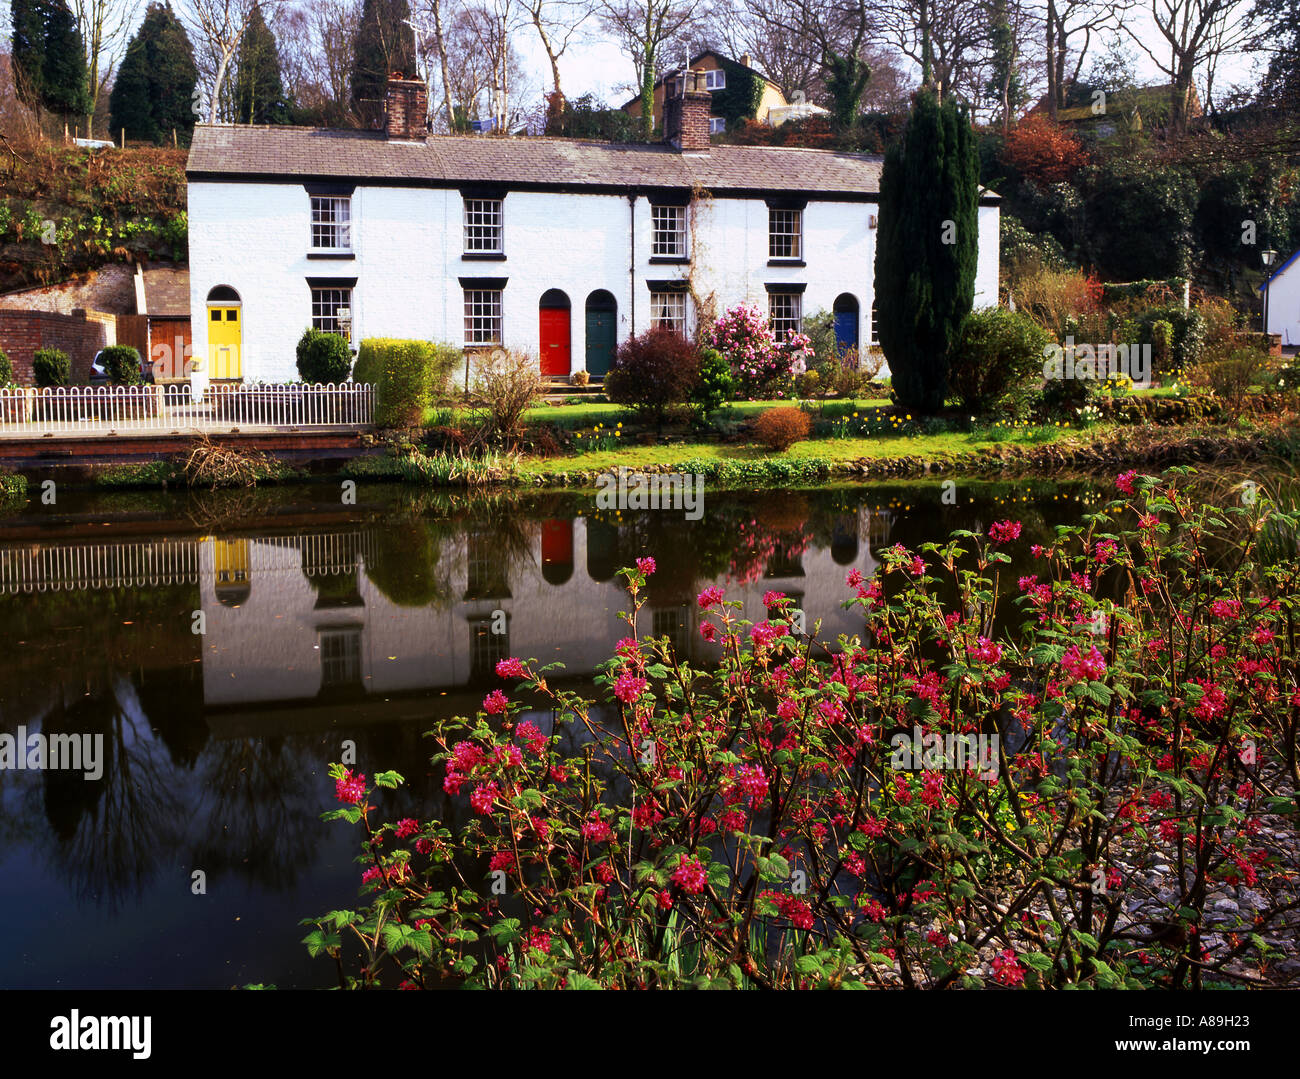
left=539, top=306, right=571, bottom=376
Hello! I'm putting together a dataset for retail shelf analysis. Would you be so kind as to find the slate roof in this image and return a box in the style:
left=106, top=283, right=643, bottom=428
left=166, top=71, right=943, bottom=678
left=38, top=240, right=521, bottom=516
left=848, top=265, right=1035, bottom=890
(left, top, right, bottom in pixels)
left=140, top=264, right=190, bottom=317
left=186, top=124, right=892, bottom=199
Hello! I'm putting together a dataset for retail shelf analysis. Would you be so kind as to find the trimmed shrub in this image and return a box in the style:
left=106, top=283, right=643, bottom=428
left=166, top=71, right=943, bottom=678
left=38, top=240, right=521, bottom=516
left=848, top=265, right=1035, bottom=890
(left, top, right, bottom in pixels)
left=353, top=338, right=460, bottom=428
left=690, top=347, right=734, bottom=417
left=100, top=344, right=144, bottom=385
left=0, top=348, right=12, bottom=385
left=604, top=328, right=700, bottom=426
left=296, top=328, right=352, bottom=383
left=950, top=307, right=1052, bottom=416
left=33, top=348, right=70, bottom=387
left=753, top=405, right=811, bottom=451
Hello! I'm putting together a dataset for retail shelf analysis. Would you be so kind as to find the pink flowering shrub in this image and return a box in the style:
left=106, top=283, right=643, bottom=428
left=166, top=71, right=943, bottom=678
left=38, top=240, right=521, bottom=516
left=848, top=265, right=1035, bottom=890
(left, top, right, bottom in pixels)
left=702, top=303, right=800, bottom=400
left=306, top=470, right=1299, bottom=989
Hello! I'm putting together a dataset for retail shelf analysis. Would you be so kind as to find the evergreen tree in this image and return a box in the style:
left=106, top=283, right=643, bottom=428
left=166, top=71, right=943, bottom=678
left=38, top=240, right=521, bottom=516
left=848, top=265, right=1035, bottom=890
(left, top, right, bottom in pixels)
left=109, top=2, right=198, bottom=145
left=350, top=0, right=417, bottom=128
left=233, top=5, right=289, bottom=124
left=11, top=0, right=45, bottom=108
left=874, top=90, right=979, bottom=412
left=41, top=0, right=91, bottom=121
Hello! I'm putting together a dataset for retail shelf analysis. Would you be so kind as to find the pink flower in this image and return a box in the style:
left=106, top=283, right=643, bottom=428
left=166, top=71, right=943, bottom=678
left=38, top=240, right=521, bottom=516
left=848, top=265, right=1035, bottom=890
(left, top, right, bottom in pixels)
left=482, top=689, right=509, bottom=715
left=1062, top=644, right=1106, bottom=682
left=699, top=622, right=717, bottom=642
left=516, top=720, right=547, bottom=755
left=1116, top=470, right=1137, bottom=495
left=988, top=520, right=1022, bottom=545
left=469, top=782, right=498, bottom=815
left=495, top=657, right=526, bottom=679
left=335, top=770, right=366, bottom=804
left=992, top=949, right=1025, bottom=987
left=1094, top=540, right=1117, bottom=564
left=488, top=851, right=514, bottom=873
left=636, top=556, right=657, bottom=575
left=671, top=854, right=707, bottom=894
left=970, top=637, right=1002, bottom=665
left=395, top=817, right=418, bottom=839
left=1193, top=679, right=1227, bottom=721
left=581, top=813, right=613, bottom=843
left=614, top=672, right=647, bottom=703
left=697, top=585, right=725, bottom=608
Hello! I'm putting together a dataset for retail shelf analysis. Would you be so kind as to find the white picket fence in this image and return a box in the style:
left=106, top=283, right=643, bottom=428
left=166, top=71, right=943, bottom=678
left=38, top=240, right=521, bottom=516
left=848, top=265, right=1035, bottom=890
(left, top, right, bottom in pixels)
left=0, top=382, right=374, bottom=438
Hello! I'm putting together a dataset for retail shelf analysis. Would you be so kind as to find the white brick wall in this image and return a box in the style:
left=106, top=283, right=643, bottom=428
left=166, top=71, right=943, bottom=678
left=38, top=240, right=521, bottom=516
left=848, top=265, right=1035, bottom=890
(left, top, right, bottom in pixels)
left=188, top=178, right=1000, bottom=382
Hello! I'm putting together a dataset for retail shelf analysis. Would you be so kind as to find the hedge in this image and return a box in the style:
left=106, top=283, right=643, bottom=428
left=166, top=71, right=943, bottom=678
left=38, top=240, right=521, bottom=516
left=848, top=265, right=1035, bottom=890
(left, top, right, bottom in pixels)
left=99, top=344, right=144, bottom=385
left=352, top=338, right=460, bottom=428
left=33, top=348, right=70, bottom=387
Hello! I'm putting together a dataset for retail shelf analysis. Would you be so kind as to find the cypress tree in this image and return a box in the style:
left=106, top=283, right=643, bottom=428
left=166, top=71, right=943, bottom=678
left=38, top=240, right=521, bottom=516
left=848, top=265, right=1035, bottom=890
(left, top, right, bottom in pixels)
left=350, top=0, right=417, bottom=128
left=11, top=0, right=45, bottom=108
left=233, top=5, right=289, bottom=124
left=109, top=2, right=198, bottom=145
left=40, top=0, right=91, bottom=121
left=873, top=90, right=979, bottom=412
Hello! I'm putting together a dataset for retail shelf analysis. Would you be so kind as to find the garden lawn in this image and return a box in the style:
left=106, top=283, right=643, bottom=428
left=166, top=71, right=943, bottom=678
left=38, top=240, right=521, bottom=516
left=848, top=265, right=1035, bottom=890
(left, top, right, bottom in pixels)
left=514, top=422, right=1092, bottom=477
left=423, top=398, right=895, bottom=429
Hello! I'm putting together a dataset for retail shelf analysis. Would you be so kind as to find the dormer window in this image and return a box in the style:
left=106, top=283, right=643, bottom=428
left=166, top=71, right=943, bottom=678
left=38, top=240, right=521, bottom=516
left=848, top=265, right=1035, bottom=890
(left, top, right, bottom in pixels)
left=704, top=69, right=726, bottom=90
left=311, top=196, right=351, bottom=250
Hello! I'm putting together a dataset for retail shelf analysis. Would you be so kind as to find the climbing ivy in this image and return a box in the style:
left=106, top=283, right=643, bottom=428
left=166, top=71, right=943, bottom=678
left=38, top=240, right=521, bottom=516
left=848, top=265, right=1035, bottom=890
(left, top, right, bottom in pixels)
left=708, top=58, right=765, bottom=132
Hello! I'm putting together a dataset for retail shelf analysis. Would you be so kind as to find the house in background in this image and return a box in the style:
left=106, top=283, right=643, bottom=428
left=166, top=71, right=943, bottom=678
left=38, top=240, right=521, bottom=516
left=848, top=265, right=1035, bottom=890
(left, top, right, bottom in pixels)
left=186, top=72, right=1000, bottom=384
left=620, top=50, right=789, bottom=134
left=117, top=263, right=192, bottom=380
left=1260, top=249, right=1300, bottom=348
left=1027, top=83, right=1204, bottom=138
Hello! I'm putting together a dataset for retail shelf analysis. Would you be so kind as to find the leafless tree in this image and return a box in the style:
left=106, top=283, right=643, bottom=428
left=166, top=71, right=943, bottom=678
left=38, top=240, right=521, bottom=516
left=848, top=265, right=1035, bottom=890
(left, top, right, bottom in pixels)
left=873, top=0, right=992, bottom=102
left=595, top=0, right=704, bottom=137
left=277, top=0, right=362, bottom=125
left=713, top=0, right=819, bottom=99
left=525, top=0, right=588, bottom=103
left=1031, top=0, right=1126, bottom=118
left=72, top=0, right=132, bottom=135
left=1122, top=0, right=1251, bottom=132
left=182, top=0, right=284, bottom=123
left=410, top=0, right=459, bottom=132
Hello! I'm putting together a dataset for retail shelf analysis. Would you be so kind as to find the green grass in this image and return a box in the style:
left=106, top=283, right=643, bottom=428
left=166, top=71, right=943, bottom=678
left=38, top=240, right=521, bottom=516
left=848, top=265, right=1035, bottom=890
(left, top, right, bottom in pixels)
left=515, top=421, right=1092, bottom=477
left=422, top=397, right=895, bottom=429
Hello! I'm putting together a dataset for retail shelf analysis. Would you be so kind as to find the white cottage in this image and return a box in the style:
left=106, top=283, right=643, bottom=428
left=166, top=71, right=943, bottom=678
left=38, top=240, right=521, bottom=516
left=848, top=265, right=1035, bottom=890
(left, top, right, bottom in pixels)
left=1261, top=249, right=1300, bottom=348
left=185, top=72, right=1000, bottom=382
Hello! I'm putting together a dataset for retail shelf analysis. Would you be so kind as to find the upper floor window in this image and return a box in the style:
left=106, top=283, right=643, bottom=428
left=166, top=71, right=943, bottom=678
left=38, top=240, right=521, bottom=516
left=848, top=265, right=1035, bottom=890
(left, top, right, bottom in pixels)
left=769, top=208, right=802, bottom=260
left=464, top=198, right=503, bottom=253
left=651, top=204, right=687, bottom=257
left=870, top=301, right=879, bottom=345
left=708, top=116, right=726, bottom=134
left=312, top=286, right=352, bottom=340
left=768, top=290, right=802, bottom=338
left=311, top=196, right=351, bottom=250
left=704, top=69, right=726, bottom=90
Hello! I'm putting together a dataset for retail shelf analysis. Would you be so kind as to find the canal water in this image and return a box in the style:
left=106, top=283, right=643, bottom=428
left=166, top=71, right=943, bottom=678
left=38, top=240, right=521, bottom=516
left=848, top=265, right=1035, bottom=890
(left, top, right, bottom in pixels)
left=0, top=479, right=1109, bottom=987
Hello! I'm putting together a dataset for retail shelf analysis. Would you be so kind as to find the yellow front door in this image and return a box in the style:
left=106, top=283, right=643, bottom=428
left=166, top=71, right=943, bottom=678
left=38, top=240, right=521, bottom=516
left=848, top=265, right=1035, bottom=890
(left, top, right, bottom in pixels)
left=208, top=305, right=242, bottom=379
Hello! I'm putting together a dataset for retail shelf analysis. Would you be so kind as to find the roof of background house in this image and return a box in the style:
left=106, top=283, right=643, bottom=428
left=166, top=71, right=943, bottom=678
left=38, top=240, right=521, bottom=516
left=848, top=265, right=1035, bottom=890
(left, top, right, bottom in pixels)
left=139, top=264, right=190, bottom=317
left=186, top=125, right=896, bottom=199
left=1029, top=83, right=1202, bottom=127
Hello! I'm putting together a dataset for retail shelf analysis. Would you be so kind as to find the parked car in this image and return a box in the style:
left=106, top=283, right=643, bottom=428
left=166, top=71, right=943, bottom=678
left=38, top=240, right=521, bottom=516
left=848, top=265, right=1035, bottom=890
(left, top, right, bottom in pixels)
left=88, top=348, right=153, bottom=385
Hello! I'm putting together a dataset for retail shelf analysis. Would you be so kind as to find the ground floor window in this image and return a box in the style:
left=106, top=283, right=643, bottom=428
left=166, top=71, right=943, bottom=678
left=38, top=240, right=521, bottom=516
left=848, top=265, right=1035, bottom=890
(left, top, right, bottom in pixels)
left=465, top=289, right=503, bottom=346
left=650, top=291, right=687, bottom=334
left=311, top=287, right=352, bottom=340
left=870, top=301, right=879, bottom=345
left=768, top=291, right=802, bottom=338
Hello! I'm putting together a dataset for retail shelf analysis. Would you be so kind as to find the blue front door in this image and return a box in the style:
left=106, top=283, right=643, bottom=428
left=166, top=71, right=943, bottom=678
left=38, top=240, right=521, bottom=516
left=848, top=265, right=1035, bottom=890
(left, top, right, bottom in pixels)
left=834, top=310, right=859, bottom=354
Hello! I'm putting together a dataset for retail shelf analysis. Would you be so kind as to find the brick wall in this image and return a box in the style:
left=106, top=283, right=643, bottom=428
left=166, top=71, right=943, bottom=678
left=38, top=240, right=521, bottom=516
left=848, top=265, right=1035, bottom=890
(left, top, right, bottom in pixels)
left=0, top=309, right=107, bottom=386
left=385, top=78, right=428, bottom=141
left=664, top=70, right=712, bottom=152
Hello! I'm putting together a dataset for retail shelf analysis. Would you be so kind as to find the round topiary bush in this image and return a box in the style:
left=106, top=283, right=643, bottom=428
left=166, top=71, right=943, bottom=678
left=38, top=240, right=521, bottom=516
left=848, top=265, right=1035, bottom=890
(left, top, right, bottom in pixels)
left=949, top=306, right=1052, bottom=417
left=296, top=328, right=353, bottom=384
left=32, top=348, right=70, bottom=388
left=690, top=347, right=734, bottom=417
left=753, top=405, right=811, bottom=451
left=604, top=328, right=700, bottom=427
left=100, top=344, right=145, bottom=385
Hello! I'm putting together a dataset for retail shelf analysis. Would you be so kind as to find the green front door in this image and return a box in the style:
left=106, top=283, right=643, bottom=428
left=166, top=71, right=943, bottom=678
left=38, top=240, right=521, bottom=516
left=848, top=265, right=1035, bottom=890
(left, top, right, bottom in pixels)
left=585, top=297, right=616, bottom=377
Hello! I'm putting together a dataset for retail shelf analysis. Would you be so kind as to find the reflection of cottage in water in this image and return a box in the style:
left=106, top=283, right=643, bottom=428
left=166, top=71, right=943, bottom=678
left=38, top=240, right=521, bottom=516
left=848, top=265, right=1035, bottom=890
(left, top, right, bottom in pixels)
left=198, top=510, right=886, bottom=708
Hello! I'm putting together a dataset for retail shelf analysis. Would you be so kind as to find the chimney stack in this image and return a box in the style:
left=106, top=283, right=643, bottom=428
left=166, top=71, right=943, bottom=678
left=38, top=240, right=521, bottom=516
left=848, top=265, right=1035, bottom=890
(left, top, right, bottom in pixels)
left=740, top=54, right=752, bottom=69
left=664, top=69, right=711, bottom=153
left=385, top=73, right=428, bottom=140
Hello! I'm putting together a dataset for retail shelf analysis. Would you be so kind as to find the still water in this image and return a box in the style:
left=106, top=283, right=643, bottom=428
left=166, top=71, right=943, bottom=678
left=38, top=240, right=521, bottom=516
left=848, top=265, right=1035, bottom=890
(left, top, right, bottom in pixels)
left=0, top=479, right=1107, bottom=987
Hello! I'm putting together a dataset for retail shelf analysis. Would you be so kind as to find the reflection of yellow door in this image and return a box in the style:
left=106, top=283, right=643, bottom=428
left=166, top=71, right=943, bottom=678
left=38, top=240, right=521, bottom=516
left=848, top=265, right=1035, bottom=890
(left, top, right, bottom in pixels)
left=211, top=537, right=251, bottom=607
left=208, top=305, right=242, bottom=379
